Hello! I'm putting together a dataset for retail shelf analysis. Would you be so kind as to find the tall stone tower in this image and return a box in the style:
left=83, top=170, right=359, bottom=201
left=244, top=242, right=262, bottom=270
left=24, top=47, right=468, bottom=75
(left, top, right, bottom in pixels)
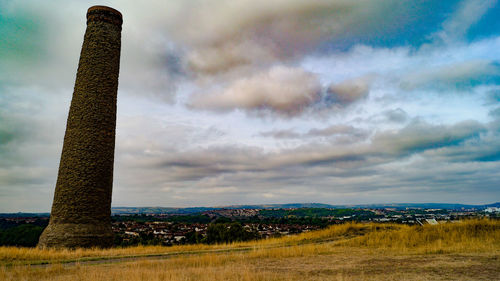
left=38, top=6, right=122, bottom=248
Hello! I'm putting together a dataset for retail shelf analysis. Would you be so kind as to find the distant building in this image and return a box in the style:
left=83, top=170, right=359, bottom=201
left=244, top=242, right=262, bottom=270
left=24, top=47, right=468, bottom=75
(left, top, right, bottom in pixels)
left=425, top=219, right=438, bottom=225
left=485, top=207, right=500, bottom=213
left=416, top=218, right=438, bottom=226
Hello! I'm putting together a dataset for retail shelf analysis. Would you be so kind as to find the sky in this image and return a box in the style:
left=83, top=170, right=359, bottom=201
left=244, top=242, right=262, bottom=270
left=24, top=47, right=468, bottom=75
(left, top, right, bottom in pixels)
left=1, top=0, right=500, bottom=212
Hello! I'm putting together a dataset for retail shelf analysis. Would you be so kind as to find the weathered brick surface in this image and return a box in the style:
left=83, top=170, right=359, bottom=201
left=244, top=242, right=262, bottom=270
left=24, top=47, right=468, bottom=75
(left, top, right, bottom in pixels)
left=38, top=6, right=122, bottom=248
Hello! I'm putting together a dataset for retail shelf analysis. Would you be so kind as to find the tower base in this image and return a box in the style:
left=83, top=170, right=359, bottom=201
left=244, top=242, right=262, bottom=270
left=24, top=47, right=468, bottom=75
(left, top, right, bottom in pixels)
left=38, top=223, right=113, bottom=248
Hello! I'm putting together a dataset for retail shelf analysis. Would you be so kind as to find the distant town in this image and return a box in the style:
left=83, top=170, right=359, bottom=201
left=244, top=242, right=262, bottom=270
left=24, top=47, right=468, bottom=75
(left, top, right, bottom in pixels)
left=1, top=202, right=498, bottom=247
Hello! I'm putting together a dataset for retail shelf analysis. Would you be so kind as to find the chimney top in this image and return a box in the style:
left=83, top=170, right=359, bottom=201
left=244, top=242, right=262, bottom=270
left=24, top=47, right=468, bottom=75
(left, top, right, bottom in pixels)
left=87, top=5, right=122, bottom=26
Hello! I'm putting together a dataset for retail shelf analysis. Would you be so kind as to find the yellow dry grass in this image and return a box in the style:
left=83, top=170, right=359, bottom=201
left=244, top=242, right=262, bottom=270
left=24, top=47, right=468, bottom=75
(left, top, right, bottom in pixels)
left=343, top=219, right=500, bottom=253
left=0, top=242, right=225, bottom=265
left=1, top=219, right=499, bottom=281
left=0, top=221, right=374, bottom=265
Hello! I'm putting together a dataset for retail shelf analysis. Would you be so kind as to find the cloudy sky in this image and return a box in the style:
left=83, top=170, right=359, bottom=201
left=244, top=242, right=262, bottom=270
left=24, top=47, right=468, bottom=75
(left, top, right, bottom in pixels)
left=1, top=0, right=500, bottom=212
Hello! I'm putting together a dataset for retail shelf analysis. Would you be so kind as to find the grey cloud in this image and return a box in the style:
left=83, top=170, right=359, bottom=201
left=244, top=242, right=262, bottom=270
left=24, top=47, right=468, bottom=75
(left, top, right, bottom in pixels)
left=110, top=117, right=499, bottom=206
left=485, top=89, right=500, bottom=105
left=117, top=146, right=267, bottom=186
left=383, top=108, right=409, bottom=123
left=166, top=0, right=413, bottom=76
left=490, top=107, right=500, bottom=118
left=488, top=107, right=500, bottom=131
left=327, top=75, right=373, bottom=105
left=3, top=1, right=500, bottom=210
left=375, top=160, right=500, bottom=196
left=259, top=125, right=368, bottom=143
left=260, top=129, right=302, bottom=139
left=422, top=132, right=500, bottom=163
left=119, top=43, right=184, bottom=103
left=1, top=1, right=184, bottom=103
left=0, top=113, right=30, bottom=149
left=121, top=119, right=489, bottom=190
left=0, top=89, right=63, bottom=165
left=0, top=88, right=66, bottom=212
left=431, top=0, right=497, bottom=45
left=372, top=119, right=486, bottom=155
left=188, top=66, right=322, bottom=116
left=400, top=60, right=500, bottom=90
left=307, top=125, right=367, bottom=138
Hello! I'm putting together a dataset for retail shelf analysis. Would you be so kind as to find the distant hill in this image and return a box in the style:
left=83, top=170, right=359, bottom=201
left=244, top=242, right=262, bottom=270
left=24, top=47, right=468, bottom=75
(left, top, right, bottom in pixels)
left=2, top=202, right=497, bottom=217
left=111, top=207, right=218, bottom=215
left=0, top=213, right=50, bottom=218
left=110, top=203, right=338, bottom=215
left=110, top=202, right=499, bottom=215
left=485, top=202, right=500, bottom=208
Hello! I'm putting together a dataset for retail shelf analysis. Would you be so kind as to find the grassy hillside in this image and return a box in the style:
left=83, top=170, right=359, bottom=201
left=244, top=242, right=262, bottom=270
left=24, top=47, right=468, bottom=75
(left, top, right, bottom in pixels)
left=1, top=219, right=499, bottom=280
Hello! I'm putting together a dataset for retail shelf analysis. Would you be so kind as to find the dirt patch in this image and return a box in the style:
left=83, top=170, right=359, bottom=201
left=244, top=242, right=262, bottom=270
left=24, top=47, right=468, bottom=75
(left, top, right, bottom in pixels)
left=253, top=250, right=500, bottom=280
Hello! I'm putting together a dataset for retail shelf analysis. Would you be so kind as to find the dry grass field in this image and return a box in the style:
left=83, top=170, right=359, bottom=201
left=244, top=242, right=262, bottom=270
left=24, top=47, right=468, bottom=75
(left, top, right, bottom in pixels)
left=1, top=219, right=499, bottom=280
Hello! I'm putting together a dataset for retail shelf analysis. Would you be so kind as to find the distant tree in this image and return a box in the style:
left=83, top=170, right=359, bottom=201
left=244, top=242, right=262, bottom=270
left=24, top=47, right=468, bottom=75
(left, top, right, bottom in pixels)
left=185, top=230, right=203, bottom=244
left=213, top=217, right=232, bottom=224
left=0, top=218, right=48, bottom=230
left=0, top=224, right=45, bottom=247
left=139, top=232, right=162, bottom=245
left=203, top=222, right=259, bottom=244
